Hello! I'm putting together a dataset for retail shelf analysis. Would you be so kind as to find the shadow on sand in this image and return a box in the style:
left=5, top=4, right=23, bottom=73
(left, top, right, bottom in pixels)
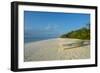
left=62, top=40, right=90, bottom=50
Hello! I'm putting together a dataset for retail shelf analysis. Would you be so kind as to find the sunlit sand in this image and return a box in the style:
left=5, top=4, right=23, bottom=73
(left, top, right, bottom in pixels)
left=24, top=38, right=90, bottom=62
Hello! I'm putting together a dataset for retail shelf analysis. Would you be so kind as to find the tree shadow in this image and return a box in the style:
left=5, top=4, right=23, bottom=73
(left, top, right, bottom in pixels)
left=62, top=41, right=90, bottom=50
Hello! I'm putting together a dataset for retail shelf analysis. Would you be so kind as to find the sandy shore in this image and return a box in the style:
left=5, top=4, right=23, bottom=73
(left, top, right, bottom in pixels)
left=24, top=38, right=90, bottom=62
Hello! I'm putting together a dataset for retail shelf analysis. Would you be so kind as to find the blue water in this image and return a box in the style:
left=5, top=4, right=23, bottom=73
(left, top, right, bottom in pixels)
left=24, top=37, right=56, bottom=43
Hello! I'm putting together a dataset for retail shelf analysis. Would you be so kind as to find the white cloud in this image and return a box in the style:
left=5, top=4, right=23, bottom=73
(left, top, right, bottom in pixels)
left=45, top=25, right=51, bottom=30
left=45, top=24, right=59, bottom=31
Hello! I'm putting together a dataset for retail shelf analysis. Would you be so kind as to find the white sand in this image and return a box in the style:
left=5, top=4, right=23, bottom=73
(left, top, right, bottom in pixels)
left=24, top=38, right=90, bottom=62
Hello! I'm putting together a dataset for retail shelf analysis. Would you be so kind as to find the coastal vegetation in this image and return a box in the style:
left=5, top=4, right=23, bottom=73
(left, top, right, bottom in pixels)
left=60, top=24, right=90, bottom=40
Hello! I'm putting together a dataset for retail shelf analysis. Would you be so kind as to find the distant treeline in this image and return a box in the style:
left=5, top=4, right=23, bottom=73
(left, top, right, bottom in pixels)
left=60, top=24, right=90, bottom=40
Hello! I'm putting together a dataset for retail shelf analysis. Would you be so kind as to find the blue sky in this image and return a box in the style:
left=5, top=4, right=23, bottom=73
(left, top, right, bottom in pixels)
left=24, top=11, right=90, bottom=37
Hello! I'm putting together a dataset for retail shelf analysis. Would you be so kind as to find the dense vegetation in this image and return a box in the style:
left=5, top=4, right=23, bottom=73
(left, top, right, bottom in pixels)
left=60, top=24, right=90, bottom=40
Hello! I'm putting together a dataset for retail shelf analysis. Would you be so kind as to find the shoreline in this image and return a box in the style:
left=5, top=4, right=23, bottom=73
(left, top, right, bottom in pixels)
left=24, top=38, right=90, bottom=62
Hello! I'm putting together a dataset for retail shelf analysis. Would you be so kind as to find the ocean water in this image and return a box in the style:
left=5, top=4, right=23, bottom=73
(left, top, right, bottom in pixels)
left=24, top=37, right=56, bottom=43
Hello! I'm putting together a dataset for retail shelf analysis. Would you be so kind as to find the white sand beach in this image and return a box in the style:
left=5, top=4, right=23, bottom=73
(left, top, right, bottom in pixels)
left=24, top=38, right=90, bottom=62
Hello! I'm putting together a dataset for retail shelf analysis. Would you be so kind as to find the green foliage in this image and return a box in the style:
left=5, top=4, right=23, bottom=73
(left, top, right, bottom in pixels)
left=60, top=26, right=90, bottom=40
